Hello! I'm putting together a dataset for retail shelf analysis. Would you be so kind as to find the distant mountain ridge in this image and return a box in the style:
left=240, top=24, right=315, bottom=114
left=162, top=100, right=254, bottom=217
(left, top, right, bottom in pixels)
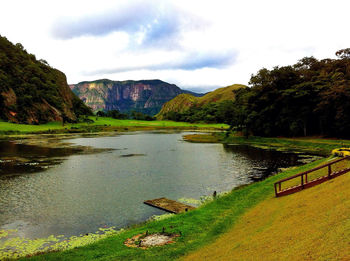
left=0, top=35, right=91, bottom=124
left=157, top=84, right=246, bottom=119
left=70, top=79, right=203, bottom=115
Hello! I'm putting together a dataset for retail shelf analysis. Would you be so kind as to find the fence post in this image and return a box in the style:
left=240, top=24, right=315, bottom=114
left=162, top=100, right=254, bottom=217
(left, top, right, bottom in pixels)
left=274, top=183, right=277, bottom=197
left=328, top=165, right=332, bottom=179
left=305, top=173, right=308, bottom=183
left=301, top=174, right=304, bottom=189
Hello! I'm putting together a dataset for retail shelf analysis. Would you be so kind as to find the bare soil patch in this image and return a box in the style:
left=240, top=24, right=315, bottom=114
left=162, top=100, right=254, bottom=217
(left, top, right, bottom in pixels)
left=124, top=233, right=180, bottom=249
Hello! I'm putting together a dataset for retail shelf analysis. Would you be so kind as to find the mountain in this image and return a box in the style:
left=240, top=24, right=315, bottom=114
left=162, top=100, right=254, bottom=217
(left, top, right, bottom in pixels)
left=0, top=35, right=91, bottom=124
left=70, top=79, right=203, bottom=115
left=157, top=84, right=246, bottom=119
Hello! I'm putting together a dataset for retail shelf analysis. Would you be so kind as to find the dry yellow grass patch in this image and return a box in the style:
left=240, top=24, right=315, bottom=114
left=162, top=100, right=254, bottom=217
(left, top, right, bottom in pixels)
left=184, top=172, right=350, bottom=261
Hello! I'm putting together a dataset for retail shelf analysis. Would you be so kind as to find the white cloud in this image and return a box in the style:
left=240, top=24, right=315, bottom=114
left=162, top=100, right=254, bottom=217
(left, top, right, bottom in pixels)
left=83, top=49, right=237, bottom=75
left=0, top=0, right=349, bottom=91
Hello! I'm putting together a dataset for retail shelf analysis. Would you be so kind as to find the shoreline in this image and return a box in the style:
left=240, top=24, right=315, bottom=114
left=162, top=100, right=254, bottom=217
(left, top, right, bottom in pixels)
left=22, top=157, right=329, bottom=260
left=183, top=132, right=350, bottom=156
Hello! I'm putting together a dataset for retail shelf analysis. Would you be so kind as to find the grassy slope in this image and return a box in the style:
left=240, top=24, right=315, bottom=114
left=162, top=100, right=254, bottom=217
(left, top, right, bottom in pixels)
left=0, top=117, right=228, bottom=134
left=157, top=84, right=245, bottom=119
left=196, top=84, right=246, bottom=105
left=157, top=94, right=198, bottom=115
left=24, top=158, right=329, bottom=261
left=184, top=163, right=350, bottom=261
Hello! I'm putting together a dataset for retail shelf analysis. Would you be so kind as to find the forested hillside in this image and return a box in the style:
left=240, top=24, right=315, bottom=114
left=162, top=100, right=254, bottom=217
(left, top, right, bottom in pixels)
left=230, top=49, right=350, bottom=137
left=0, top=35, right=91, bottom=124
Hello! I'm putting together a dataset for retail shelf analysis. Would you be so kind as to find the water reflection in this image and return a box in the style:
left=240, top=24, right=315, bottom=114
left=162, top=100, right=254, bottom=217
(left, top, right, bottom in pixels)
left=223, top=144, right=300, bottom=181
left=0, top=141, right=79, bottom=175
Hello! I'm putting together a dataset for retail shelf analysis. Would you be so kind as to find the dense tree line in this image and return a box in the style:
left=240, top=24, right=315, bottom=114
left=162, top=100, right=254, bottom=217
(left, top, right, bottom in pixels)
left=96, top=110, right=155, bottom=121
left=97, top=110, right=128, bottom=119
left=163, top=101, right=235, bottom=124
left=164, top=49, right=350, bottom=138
left=230, top=49, right=350, bottom=138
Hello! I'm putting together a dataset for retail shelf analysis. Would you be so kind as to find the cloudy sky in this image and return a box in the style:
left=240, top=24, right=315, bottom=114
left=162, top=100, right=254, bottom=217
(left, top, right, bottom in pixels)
left=1, top=0, right=349, bottom=92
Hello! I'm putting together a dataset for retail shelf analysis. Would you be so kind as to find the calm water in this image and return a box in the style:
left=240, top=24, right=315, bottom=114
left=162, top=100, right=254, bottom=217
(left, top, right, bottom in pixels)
left=0, top=132, right=310, bottom=239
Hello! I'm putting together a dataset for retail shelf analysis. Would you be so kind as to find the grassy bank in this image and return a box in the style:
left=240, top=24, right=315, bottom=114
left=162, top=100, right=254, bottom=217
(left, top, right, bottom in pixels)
left=184, top=160, right=350, bottom=261
left=0, top=118, right=228, bottom=136
left=184, top=133, right=350, bottom=156
left=22, top=158, right=328, bottom=261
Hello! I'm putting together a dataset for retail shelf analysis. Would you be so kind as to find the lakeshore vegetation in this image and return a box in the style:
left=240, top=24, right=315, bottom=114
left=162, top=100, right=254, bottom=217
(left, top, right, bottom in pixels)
left=184, top=133, right=350, bottom=156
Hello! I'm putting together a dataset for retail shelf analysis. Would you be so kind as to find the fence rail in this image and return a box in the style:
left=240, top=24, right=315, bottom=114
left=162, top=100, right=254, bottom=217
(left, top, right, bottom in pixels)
left=274, top=156, right=350, bottom=197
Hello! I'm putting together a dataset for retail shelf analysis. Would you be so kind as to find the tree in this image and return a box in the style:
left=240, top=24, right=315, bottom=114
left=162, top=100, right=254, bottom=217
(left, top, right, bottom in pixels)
left=96, top=111, right=106, bottom=117
left=131, top=111, right=154, bottom=121
left=335, top=48, right=350, bottom=59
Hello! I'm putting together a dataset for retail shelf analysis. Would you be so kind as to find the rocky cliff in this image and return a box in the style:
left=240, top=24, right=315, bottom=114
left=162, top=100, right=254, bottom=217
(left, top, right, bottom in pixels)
left=70, top=79, right=202, bottom=115
left=0, top=35, right=91, bottom=124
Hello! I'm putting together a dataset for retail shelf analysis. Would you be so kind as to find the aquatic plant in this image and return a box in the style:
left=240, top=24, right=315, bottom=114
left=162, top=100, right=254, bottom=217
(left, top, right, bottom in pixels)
left=0, top=227, right=122, bottom=259
left=150, top=213, right=175, bottom=221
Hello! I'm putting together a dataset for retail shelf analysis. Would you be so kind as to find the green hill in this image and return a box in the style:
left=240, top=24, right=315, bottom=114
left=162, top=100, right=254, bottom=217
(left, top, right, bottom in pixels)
left=157, top=84, right=246, bottom=119
left=156, top=93, right=198, bottom=115
left=0, top=35, right=91, bottom=124
left=196, top=84, right=246, bottom=105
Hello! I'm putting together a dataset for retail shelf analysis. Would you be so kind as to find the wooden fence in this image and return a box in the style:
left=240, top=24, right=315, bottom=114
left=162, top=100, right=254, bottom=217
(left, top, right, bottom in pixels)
left=274, top=156, right=350, bottom=197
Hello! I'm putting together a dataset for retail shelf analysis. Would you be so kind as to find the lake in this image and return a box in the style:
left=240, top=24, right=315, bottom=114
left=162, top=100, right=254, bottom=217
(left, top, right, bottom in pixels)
left=0, top=132, right=313, bottom=239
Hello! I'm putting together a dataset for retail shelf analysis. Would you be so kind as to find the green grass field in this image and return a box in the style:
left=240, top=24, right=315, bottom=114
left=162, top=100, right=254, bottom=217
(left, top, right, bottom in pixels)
left=0, top=117, right=228, bottom=134
left=21, top=158, right=329, bottom=261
